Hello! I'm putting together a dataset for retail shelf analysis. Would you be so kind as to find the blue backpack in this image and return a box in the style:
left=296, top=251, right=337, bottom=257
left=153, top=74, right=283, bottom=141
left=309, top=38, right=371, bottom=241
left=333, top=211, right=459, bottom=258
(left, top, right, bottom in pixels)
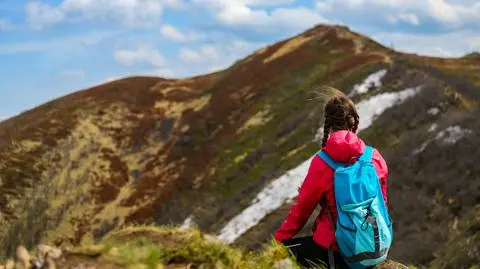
left=317, top=146, right=393, bottom=269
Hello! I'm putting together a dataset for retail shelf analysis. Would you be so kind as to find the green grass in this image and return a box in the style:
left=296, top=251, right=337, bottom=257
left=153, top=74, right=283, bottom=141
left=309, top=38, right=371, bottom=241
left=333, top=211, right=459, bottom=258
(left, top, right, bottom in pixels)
left=70, top=225, right=304, bottom=269
left=63, top=225, right=408, bottom=269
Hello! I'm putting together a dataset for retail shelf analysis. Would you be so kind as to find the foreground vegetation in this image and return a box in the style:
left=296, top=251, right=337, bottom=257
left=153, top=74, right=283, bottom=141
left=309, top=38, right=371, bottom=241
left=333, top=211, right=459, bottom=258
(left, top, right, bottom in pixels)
left=69, top=225, right=300, bottom=269
left=1, top=225, right=412, bottom=269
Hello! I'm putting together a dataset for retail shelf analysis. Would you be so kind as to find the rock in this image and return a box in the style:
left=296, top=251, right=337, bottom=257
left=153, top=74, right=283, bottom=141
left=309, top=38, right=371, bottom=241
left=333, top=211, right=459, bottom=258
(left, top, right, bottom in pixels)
left=15, top=246, right=30, bottom=269
left=32, top=260, right=43, bottom=269
left=273, top=259, right=294, bottom=269
left=36, top=245, right=62, bottom=260
left=5, top=260, right=14, bottom=269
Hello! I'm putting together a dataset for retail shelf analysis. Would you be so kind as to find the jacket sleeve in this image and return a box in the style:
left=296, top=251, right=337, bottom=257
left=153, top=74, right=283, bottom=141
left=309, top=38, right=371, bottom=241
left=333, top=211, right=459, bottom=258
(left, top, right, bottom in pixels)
left=274, top=156, right=326, bottom=242
left=373, top=149, right=389, bottom=206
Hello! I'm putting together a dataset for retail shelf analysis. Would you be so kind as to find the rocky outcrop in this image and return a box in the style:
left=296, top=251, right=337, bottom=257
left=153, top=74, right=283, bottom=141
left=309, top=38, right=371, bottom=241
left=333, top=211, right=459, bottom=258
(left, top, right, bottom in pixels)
left=0, top=245, right=61, bottom=269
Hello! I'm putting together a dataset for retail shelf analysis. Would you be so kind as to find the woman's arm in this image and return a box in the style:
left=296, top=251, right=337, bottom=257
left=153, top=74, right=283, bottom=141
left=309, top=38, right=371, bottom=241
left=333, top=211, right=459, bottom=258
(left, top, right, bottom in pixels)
left=274, top=156, right=326, bottom=241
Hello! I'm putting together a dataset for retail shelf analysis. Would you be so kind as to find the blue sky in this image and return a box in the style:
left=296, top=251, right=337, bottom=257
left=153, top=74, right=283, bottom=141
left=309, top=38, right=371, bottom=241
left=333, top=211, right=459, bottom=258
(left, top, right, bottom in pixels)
left=1, top=0, right=479, bottom=120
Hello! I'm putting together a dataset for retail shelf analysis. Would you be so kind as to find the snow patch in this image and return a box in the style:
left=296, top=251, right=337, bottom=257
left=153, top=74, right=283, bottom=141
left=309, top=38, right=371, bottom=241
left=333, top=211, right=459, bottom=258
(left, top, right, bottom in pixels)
left=349, top=69, right=387, bottom=96
left=217, top=157, right=313, bottom=244
left=181, top=215, right=196, bottom=229
left=413, top=141, right=430, bottom=155
left=356, top=86, right=421, bottom=132
left=436, top=126, right=473, bottom=145
left=217, top=86, right=421, bottom=244
left=414, top=125, right=473, bottom=154
left=428, top=107, right=441, bottom=116
left=428, top=124, right=438, bottom=133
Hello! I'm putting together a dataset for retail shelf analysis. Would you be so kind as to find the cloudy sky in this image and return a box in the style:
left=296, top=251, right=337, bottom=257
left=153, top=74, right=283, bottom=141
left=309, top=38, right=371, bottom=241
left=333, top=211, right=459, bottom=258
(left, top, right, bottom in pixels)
left=1, top=0, right=479, bottom=120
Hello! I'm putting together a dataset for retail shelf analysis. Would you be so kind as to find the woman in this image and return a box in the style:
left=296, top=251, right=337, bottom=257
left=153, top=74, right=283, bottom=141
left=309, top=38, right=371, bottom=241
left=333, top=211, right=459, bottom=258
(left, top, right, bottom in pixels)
left=274, top=87, right=389, bottom=269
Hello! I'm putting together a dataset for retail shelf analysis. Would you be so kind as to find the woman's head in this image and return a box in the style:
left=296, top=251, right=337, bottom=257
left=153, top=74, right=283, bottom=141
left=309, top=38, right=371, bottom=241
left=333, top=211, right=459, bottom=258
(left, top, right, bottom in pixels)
left=317, top=86, right=359, bottom=147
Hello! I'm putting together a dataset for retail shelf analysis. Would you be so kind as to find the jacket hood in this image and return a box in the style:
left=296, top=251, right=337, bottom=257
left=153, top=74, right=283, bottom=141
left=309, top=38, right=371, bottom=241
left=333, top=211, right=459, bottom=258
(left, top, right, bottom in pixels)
left=323, top=130, right=365, bottom=163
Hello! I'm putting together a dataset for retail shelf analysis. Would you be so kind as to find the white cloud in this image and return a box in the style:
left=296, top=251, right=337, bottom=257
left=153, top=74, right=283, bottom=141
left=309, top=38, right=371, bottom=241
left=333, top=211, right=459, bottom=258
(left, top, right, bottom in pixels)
left=0, top=30, right=117, bottom=54
left=26, top=2, right=65, bottom=29
left=25, top=0, right=165, bottom=29
left=316, top=1, right=332, bottom=12
left=386, top=14, right=397, bottom=24
left=174, top=38, right=265, bottom=77
left=0, top=19, right=13, bottom=30
left=61, top=69, right=85, bottom=80
left=427, top=0, right=460, bottom=24
left=368, top=0, right=418, bottom=7
left=219, top=6, right=327, bottom=32
left=179, top=45, right=221, bottom=63
left=195, top=0, right=327, bottom=33
left=200, top=45, right=220, bottom=60
left=114, top=46, right=166, bottom=66
left=388, top=13, right=420, bottom=25
left=373, top=30, right=480, bottom=57
left=196, top=0, right=294, bottom=8
left=316, top=0, right=422, bottom=16
left=316, top=0, right=480, bottom=28
left=160, top=24, right=196, bottom=42
left=179, top=48, right=203, bottom=63
left=269, top=8, right=328, bottom=30
left=344, top=0, right=365, bottom=8
left=412, top=0, right=480, bottom=26
left=163, top=0, right=188, bottom=9
left=245, top=0, right=294, bottom=6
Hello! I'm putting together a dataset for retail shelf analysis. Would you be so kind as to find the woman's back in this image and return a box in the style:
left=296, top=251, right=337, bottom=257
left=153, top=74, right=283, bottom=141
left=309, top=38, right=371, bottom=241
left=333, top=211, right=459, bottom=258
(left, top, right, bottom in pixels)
left=274, top=130, right=389, bottom=250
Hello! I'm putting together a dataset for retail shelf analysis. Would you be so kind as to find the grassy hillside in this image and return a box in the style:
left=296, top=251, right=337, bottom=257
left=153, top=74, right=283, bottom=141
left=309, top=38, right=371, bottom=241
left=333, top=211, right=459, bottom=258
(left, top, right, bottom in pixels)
left=0, top=24, right=479, bottom=268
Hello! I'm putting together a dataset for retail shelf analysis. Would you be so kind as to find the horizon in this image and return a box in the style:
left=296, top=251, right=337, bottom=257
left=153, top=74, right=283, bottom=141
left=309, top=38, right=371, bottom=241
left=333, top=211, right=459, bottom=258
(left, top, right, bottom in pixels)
left=1, top=0, right=480, bottom=121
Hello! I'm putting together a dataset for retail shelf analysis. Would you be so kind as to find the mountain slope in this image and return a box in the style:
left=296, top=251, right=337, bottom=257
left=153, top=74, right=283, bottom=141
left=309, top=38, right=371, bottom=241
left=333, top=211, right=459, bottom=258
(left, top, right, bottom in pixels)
left=0, top=24, right=479, bottom=268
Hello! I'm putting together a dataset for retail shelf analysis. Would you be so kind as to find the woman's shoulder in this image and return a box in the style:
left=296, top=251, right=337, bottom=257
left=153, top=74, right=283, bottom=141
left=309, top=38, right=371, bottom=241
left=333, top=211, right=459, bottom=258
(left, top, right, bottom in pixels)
left=371, top=147, right=389, bottom=175
left=371, top=147, right=386, bottom=160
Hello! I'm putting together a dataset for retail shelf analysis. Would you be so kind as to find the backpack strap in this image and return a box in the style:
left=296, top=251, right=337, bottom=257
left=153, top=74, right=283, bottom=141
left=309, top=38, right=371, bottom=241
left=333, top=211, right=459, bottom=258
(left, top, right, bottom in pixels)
left=359, top=146, right=373, bottom=162
left=317, top=151, right=341, bottom=170
left=316, top=151, right=342, bottom=269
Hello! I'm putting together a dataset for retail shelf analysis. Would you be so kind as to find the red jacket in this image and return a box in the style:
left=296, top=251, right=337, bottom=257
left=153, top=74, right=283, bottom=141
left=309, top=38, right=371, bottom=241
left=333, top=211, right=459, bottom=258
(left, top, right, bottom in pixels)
left=274, top=130, right=389, bottom=251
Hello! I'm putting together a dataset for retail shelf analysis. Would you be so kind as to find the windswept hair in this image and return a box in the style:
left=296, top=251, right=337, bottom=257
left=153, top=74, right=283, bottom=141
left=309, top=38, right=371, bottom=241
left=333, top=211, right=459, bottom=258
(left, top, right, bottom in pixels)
left=310, top=85, right=359, bottom=147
